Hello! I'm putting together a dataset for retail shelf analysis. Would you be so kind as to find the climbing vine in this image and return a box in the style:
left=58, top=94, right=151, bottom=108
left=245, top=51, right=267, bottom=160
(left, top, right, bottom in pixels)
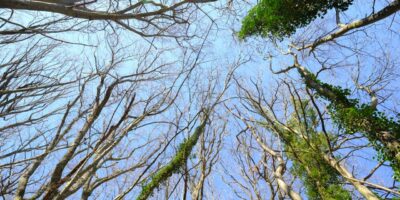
left=282, top=107, right=351, bottom=200
left=286, top=133, right=351, bottom=200
left=299, top=68, right=400, bottom=180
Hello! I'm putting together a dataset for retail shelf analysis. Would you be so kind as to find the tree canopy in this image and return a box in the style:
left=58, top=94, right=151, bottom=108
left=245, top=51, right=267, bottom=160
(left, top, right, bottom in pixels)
left=239, top=0, right=354, bottom=39
left=1, top=0, right=400, bottom=199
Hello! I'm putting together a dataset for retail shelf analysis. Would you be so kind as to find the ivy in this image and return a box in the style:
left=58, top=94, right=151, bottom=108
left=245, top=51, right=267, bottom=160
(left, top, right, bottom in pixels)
left=287, top=138, right=351, bottom=200
left=282, top=108, right=351, bottom=200
left=136, top=120, right=207, bottom=200
left=300, top=70, right=400, bottom=180
left=239, top=0, right=354, bottom=39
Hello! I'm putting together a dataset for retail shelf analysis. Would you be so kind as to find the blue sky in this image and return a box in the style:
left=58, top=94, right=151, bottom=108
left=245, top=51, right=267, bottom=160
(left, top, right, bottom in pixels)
left=1, top=0, right=399, bottom=199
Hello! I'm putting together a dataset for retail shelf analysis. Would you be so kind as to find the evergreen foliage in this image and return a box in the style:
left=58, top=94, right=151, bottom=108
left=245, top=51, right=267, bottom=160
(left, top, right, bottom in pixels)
left=286, top=132, right=351, bottom=200
left=136, top=119, right=207, bottom=200
left=261, top=102, right=351, bottom=199
left=239, top=0, right=354, bottom=39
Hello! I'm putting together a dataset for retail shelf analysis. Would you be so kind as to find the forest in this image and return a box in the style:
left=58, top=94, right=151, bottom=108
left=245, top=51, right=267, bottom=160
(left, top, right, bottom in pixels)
left=0, top=0, right=399, bottom=199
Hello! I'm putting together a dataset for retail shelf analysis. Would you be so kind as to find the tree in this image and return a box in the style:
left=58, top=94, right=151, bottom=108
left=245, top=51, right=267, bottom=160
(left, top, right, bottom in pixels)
left=230, top=78, right=397, bottom=199
left=136, top=112, right=208, bottom=200
left=294, top=61, right=400, bottom=180
left=240, top=0, right=400, bottom=181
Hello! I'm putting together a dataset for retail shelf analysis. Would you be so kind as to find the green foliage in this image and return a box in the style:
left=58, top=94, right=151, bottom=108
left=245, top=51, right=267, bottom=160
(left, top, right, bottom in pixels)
left=286, top=133, right=351, bottom=200
left=300, top=69, right=400, bottom=180
left=329, top=103, right=400, bottom=179
left=284, top=126, right=350, bottom=199
left=136, top=121, right=207, bottom=200
left=272, top=104, right=351, bottom=200
left=239, top=0, right=354, bottom=39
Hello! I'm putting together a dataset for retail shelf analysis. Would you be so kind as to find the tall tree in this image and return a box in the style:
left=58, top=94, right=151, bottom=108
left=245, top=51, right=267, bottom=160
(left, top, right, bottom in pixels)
left=240, top=0, right=400, bottom=180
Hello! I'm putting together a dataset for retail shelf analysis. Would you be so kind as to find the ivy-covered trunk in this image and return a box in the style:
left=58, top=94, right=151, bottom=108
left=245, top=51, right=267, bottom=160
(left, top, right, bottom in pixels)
left=254, top=98, right=379, bottom=199
left=295, top=64, right=400, bottom=179
left=136, top=117, right=208, bottom=200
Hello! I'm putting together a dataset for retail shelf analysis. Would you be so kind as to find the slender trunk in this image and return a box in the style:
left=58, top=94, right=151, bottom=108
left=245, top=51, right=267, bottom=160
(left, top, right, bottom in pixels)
left=250, top=128, right=302, bottom=200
